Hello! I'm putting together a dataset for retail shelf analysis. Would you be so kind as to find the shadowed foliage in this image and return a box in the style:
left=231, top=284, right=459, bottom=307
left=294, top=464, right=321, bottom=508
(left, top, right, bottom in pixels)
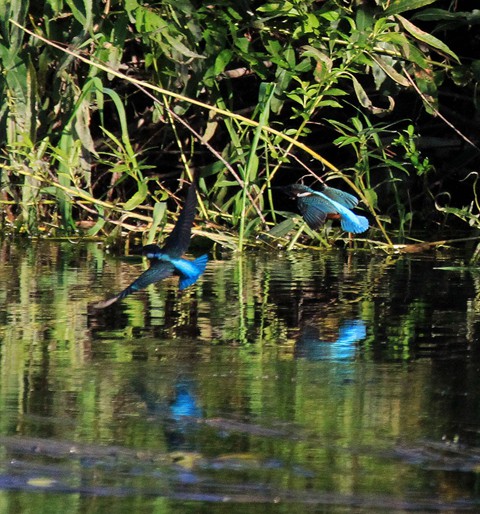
left=0, top=1, right=479, bottom=252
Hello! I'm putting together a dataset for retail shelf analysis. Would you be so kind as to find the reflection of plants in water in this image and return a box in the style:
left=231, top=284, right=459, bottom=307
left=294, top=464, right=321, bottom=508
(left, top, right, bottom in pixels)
left=1, top=242, right=479, bottom=506
left=0, top=243, right=470, bottom=371
left=373, top=299, right=428, bottom=361
left=0, top=242, right=434, bottom=365
left=0, top=247, right=464, bottom=377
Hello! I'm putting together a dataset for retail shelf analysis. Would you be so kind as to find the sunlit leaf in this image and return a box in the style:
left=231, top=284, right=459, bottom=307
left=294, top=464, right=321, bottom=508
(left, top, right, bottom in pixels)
left=214, top=49, right=233, bottom=75
left=268, top=218, right=297, bottom=237
left=370, top=55, right=410, bottom=87
left=301, top=46, right=333, bottom=72
left=383, top=0, right=438, bottom=16
left=350, top=75, right=372, bottom=109
left=396, top=15, right=460, bottom=62
left=147, top=201, right=166, bottom=243
left=123, top=181, right=148, bottom=211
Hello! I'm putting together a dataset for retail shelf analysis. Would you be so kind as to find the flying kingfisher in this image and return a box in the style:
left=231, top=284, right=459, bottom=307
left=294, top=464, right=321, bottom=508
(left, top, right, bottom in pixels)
left=94, top=181, right=208, bottom=309
left=283, top=183, right=369, bottom=234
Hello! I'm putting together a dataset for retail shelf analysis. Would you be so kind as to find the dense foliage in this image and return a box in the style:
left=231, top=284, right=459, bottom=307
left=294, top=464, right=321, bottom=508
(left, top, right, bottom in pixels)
left=0, top=0, right=479, bottom=250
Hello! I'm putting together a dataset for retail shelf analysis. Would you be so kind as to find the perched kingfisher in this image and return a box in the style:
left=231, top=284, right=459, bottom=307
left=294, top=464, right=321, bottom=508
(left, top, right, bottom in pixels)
left=94, top=181, right=208, bottom=309
left=283, top=183, right=369, bottom=234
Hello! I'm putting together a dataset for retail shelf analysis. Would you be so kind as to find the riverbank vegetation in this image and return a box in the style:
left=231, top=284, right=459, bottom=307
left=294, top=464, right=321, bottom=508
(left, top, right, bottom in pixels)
left=1, top=0, right=479, bottom=252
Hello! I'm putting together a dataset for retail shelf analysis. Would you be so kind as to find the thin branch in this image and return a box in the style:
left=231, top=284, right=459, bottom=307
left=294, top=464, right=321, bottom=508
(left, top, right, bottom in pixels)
left=402, top=66, right=480, bottom=151
left=133, top=83, right=266, bottom=224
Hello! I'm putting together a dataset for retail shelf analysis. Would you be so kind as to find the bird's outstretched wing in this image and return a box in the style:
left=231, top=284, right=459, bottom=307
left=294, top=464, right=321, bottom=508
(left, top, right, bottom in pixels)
left=93, top=262, right=175, bottom=309
left=297, top=195, right=329, bottom=230
left=298, top=190, right=369, bottom=234
left=93, top=180, right=203, bottom=308
left=162, top=180, right=198, bottom=258
left=321, top=186, right=359, bottom=209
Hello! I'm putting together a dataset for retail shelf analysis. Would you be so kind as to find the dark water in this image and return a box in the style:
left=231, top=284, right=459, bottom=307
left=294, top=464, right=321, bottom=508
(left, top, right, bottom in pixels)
left=1, top=241, right=480, bottom=512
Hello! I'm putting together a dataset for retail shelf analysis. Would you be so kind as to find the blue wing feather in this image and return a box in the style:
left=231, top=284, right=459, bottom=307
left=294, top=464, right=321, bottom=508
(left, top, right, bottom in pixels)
left=93, top=262, right=175, bottom=308
left=297, top=196, right=328, bottom=229
left=178, top=254, right=208, bottom=290
left=321, top=186, right=359, bottom=209
left=289, top=185, right=369, bottom=234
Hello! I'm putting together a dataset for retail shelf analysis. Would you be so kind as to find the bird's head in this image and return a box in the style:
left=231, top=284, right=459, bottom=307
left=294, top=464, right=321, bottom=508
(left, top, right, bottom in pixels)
left=141, top=244, right=162, bottom=258
left=281, top=183, right=313, bottom=198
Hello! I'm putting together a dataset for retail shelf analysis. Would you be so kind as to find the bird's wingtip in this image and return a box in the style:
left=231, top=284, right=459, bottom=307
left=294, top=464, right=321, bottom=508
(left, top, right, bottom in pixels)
left=92, top=296, right=119, bottom=309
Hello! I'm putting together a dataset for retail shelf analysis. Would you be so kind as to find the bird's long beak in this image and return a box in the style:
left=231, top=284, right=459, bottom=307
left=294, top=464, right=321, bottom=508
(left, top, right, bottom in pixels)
left=271, top=185, right=294, bottom=196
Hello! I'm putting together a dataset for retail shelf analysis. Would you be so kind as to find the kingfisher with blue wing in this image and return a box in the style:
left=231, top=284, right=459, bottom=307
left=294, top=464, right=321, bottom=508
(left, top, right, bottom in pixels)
left=283, top=183, right=369, bottom=234
left=94, top=180, right=208, bottom=309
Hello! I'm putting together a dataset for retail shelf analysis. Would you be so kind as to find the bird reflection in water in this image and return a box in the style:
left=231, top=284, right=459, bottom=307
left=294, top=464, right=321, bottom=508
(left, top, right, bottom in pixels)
left=170, top=381, right=203, bottom=422
left=294, top=320, right=367, bottom=361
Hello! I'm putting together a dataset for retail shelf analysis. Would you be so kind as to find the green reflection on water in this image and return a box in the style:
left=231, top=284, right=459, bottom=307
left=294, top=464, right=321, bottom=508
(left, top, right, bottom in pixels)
left=0, top=241, right=479, bottom=512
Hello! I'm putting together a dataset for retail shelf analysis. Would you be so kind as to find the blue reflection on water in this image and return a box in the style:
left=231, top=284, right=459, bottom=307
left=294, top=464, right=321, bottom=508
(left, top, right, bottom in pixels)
left=295, top=319, right=366, bottom=361
left=170, top=382, right=202, bottom=421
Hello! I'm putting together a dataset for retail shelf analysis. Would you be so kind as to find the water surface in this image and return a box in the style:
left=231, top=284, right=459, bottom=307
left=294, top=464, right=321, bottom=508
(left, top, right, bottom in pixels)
left=0, top=241, right=479, bottom=512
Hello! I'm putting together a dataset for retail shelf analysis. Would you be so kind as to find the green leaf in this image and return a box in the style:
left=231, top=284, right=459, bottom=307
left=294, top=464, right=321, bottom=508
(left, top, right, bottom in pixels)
left=301, top=46, right=333, bottom=72
left=268, top=218, right=297, bottom=238
left=413, top=8, right=480, bottom=24
left=101, top=88, right=138, bottom=167
left=216, top=180, right=239, bottom=187
left=317, top=99, right=343, bottom=109
left=294, top=58, right=313, bottom=73
left=370, top=55, right=410, bottom=87
left=65, top=0, right=93, bottom=29
left=471, top=60, right=480, bottom=81
left=147, top=201, right=166, bottom=243
left=284, top=44, right=295, bottom=69
left=326, top=88, right=349, bottom=96
left=163, top=33, right=206, bottom=59
left=272, top=68, right=291, bottom=113
left=257, top=2, right=294, bottom=14
left=350, top=75, right=373, bottom=109
left=286, top=93, right=305, bottom=106
left=235, top=37, right=250, bottom=53
left=125, top=0, right=139, bottom=18
left=363, top=188, right=378, bottom=209
left=334, top=135, right=361, bottom=146
left=123, top=181, right=148, bottom=211
left=214, top=49, right=233, bottom=75
left=403, top=42, right=428, bottom=68
left=383, top=0, right=438, bottom=16
left=86, top=206, right=106, bottom=237
left=265, top=39, right=282, bottom=58
left=396, top=15, right=460, bottom=62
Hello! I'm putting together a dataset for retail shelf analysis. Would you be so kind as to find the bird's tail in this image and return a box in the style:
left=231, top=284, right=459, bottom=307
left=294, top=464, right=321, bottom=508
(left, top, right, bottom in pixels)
left=331, top=200, right=369, bottom=234
left=179, top=254, right=209, bottom=290
left=339, top=212, right=369, bottom=234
